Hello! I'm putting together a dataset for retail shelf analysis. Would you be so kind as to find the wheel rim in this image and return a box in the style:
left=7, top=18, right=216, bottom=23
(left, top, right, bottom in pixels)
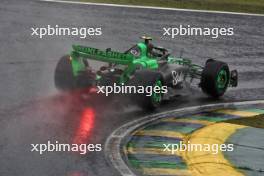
left=216, top=69, right=228, bottom=91
left=151, top=80, right=162, bottom=104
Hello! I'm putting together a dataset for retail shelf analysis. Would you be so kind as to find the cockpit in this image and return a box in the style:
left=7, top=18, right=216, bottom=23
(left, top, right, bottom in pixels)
left=125, top=36, right=170, bottom=60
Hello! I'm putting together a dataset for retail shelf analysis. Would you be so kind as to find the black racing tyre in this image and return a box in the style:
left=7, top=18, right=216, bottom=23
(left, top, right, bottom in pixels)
left=205, top=58, right=215, bottom=64
left=54, top=55, right=76, bottom=91
left=201, top=60, right=230, bottom=98
left=75, top=71, right=93, bottom=89
left=128, top=70, right=164, bottom=110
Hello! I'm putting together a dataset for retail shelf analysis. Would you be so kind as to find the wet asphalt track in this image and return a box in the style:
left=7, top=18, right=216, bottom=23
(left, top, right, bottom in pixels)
left=0, top=0, right=264, bottom=176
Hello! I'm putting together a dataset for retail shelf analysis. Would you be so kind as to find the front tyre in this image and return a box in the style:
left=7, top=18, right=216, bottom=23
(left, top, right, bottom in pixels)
left=200, top=60, right=230, bottom=98
left=54, top=55, right=76, bottom=91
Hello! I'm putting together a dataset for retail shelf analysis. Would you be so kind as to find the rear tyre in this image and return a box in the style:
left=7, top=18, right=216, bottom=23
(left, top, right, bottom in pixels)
left=201, top=60, right=230, bottom=98
left=128, top=70, right=164, bottom=110
left=54, top=55, right=76, bottom=91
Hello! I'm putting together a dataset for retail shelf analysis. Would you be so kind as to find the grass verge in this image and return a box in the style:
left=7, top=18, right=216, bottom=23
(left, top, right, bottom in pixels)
left=68, top=0, right=264, bottom=14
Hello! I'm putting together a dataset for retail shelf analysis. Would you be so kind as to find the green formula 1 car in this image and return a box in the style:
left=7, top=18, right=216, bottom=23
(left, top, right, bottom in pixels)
left=55, top=36, right=238, bottom=110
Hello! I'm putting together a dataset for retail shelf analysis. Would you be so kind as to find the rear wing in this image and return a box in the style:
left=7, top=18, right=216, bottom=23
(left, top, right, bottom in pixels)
left=71, top=45, right=134, bottom=65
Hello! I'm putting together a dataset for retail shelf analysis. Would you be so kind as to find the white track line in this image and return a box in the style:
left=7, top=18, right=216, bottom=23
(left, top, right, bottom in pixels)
left=40, top=0, right=264, bottom=17
left=104, top=100, right=264, bottom=176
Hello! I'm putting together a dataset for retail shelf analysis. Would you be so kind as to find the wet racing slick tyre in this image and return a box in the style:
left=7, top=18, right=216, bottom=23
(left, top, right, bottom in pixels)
left=128, top=70, right=164, bottom=110
left=200, top=60, right=230, bottom=98
left=54, top=55, right=76, bottom=91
